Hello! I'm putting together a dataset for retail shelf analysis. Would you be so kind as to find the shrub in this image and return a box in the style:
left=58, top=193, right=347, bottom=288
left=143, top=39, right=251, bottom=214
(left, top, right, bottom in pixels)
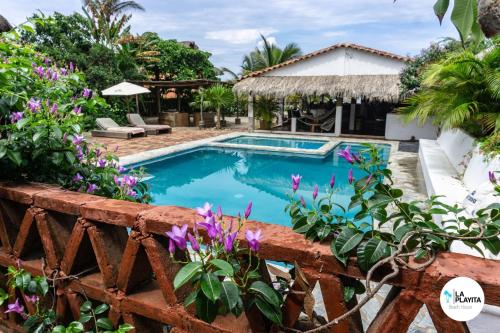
left=0, top=30, right=150, bottom=203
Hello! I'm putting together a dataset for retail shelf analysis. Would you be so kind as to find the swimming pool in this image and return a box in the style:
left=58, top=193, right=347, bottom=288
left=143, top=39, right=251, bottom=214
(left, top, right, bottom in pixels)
left=135, top=143, right=390, bottom=227
left=220, top=135, right=328, bottom=150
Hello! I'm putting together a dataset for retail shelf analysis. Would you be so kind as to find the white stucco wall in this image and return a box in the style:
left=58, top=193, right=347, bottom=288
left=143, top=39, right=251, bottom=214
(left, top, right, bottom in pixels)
left=262, top=47, right=406, bottom=77
left=385, top=113, right=438, bottom=140
left=437, top=129, right=476, bottom=174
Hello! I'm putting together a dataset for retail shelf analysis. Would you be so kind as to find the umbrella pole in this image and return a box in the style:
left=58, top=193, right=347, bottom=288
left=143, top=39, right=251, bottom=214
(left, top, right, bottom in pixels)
left=135, top=95, right=139, bottom=113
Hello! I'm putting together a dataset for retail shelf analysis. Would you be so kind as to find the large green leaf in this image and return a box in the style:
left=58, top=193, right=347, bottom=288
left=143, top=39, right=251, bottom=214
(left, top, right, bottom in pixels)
left=451, top=0, right=476, bottom=42
left=173, top=262, right=202, bottom=290
left=200, top=273, right=221, bottom=302
left=433, top=0, right=450, bottom=24
left=220, top=281, right=240, bottom=310
left=210, top=259, right=234, bottom=276
left=195, top=292, right=218, bottom=323
left=249, top=281, right=281, bottom=307
left=335, top=228, right=364, bottom=255
left=357, top=238, right=388, bottom=271
left=255, top=297, right=282, bottom=326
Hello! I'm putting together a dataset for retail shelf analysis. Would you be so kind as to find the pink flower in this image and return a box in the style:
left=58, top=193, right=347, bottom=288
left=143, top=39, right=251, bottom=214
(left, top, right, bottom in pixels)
left=87, top=183, right=98, bottom=193
left=291, top=174, right=302, bottom=192
left=217, top=206, right=223, bottom=218
left=489, top=171, right=497, bottom=184
left=82, top=88, right=92, bottom=98
left=300, top=196, right=306, bottom=207
left=5, top=299, right=24, bottom=315
left=25, top=295, right=39, bottom=303
left=337, top=146, right=354, bottom=164
left=187, top=233, right=200, bottom=252
left=196, top=202, right=213, bottom=217
left=348, top=169, right=354, bottom=184
left=312, top=184, right=318, bottom=200
left=9, top=112, right=23, bottom=123
left=72, top=106, right=82, bottom=115
left=244, top=201, right=252, bottom=219
left=165, top=225, right=188, bottom=250
left=224, top=231, right=238, bottom=252
left=245, top=229, right=262, bottom=252
left=72, top=135, right=84, bottom=146
left=330, top=175, right=335, bottom=188
left=72, top=173, right=83, bottom=182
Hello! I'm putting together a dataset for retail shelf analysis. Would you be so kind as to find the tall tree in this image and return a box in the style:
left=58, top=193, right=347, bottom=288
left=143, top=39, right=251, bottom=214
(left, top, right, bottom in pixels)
left=241, top=35, right=302, bottom=74
left=82, top=0, right=145, bottom=46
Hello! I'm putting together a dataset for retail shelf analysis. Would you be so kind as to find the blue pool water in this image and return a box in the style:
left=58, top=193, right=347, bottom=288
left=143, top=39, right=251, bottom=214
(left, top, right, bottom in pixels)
left=137, top=143, right=390, bottom=226
left=221, top=136, right=327, bottom=150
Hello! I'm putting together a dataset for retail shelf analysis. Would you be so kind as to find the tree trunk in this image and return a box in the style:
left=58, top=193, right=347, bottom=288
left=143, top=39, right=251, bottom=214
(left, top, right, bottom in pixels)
left=478, top=0, right=500, bottom=37
left=216, top=107, right=221, bottom=129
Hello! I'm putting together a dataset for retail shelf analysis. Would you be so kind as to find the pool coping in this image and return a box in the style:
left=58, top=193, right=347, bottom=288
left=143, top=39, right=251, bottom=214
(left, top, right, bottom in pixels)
left=119, top=132, right=400, bottom=166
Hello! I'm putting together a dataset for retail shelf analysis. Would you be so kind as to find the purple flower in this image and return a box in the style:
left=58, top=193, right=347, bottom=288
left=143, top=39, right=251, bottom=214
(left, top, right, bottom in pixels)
left=69, top=62, right=74, bottom=72
left=82, top=88, right=92, bottom=98
left=187, top=233, right=200, bottom=252
left=198, top=216, right=219, bottom=240
left=337, top=146, right=354, bottom=164
left=196, top=202, right=213, bottom=217
left=300, top=196, right=306, bottom=207
left=9, top=112, right=23, bottom=123
left=166, top=224, right=188, bottom=250
left=51, top=71, right=58, bottom=81
left=44, top=57, right=50, bottom=66
left=330, top=175, right=335, bottom=188
left=244, top=201, right=252, bottom=219
left=224, top=231, right=238, bottom=252
left=348, top=169, right=354, bottom=184
left=168, top=239, right=176, bottom=253
left=126, top=189, right=137, bottom=198
left=75, top=146, right=84, bottom=161
left=292, top=174, right=302, bottom=192
left=489, top=171, right=497, bottom=184
left=72, top=173, right=83, bottom=182
left=72, top=106, right=82, bottom=115
left=50, top=102, right=58, bottom=114
left=27, top=98, right=41, bottom=113
left=114, top=175, right=121, bottom=186
left=87, top=183, right=98, bottom=194
left=34, top=66, right=44, bottom=78
left=245, top=229, right=262, bottom=252
left=72, top=134, right=85, bottom=146
left=25, top=295, right=39, bottom=303
left=5, top=299, right=24, bottom=315
left=97, top=159, right=106, bottom=168
left=118, top=166, right=127, bottom=173
left=60, top=68, right=68, bottom=75
left=217, top=206, right=223, bottom=219
left=312, top=184, right=318, bottom=200
left=123, top=175, right=138, bottom=187
left=95, top=148, right=102, bottom=158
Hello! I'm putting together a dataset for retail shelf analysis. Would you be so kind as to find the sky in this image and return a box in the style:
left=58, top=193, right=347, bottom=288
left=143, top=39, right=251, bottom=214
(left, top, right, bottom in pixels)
left=1, top=0, right=459, bottom=75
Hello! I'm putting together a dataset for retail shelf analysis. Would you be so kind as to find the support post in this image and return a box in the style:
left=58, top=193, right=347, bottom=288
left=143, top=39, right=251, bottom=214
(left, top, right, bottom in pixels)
left=247, top=95, right=254, bottom=132
left=349, top=97, right=356, bottom=131
left=334, top=97, right=343, bottom=137
left=278, top=98, right=285, bottom=127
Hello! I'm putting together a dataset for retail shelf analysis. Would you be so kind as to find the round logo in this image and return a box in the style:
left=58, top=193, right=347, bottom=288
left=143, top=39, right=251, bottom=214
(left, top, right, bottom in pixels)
left=440, top=277, right=484, bottom=321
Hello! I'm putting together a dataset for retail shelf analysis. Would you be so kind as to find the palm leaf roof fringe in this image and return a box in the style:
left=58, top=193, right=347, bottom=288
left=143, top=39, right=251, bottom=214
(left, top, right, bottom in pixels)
left=232, top=75, right=402, bottom=103
left=0, top=15, right=12, bottom=32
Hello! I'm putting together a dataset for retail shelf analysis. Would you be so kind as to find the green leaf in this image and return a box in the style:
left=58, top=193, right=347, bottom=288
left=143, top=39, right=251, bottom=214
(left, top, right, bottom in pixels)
left=394, top=224, right=414, bottom=242
left=220, top=281, right=239, bottom=311
left=249, top=281, right=281, bottom=308
left=433, top=0, right=450, bottom=24
left=331, top=239, right=348, bottom=266
left=254, top=297, right=282, bottom=326
left=357, top=238, right=388, bottom=271
left=80, top=300, right=92, bottom=312
left=343, top=286, right=355, bottom=302
left=195, top=292, right=218, bottom=323
left=15, top=118, right=29, bottom=130
left=200, top=273, right=221, bottom=302
left=94, top=303, right=109, bottom=315
left=7, top=150, right=22, bottom=166
left=210, top=259, right=234, bottom=276
left=335, top=228, right=364, bottom=255
left=96, top=318, right=113, bottom=330
left=78, top=313, right=92, bottom=324
left=184, top=290, right=198, bottom=307
left=173, top=262, right=202, bottom=290
left=451, top=0, right=476, bottom=43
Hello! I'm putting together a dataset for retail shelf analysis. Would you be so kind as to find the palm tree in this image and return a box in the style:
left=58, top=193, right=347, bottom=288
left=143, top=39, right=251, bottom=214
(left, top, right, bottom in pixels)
left=241, top=34, right=302, bottom=74
left=399, top=46, right=500, bottom=137
left=82, top=0, right=144, bottom=46
left=203, top=85, right=235, bottom=129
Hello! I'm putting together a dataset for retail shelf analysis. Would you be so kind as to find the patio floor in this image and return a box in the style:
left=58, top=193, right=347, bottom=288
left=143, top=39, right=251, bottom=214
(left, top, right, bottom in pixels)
left=87, top=127, right=238, bottom=157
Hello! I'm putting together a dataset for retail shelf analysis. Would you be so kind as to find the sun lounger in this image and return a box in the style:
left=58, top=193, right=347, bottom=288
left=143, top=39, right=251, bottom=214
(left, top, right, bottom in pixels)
left=92, top=118, right=146, bottom=139
left=127, top=113, right=172, bottom=135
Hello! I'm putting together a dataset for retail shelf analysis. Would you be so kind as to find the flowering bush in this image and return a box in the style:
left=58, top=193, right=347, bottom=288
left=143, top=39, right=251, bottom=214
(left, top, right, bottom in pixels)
left=167, top=202, right=284, bottom=325
left=0, top=265, right=132, bottom=333
left=287, top=144, right=500, bottom=304
left=0, top=29, right=150, bottom=203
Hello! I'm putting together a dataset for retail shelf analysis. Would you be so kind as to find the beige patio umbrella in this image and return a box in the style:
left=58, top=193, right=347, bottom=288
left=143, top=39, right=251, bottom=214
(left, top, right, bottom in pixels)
left=101, top=81, right=151, bottom=113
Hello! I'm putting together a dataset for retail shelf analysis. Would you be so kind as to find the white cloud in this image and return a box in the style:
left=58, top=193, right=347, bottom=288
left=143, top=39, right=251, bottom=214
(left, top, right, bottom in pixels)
left=257, top=36, right=277, bottom=48
left=205, top=28, right=277, bottom=44
left=322, top=31, right=347, bottom=38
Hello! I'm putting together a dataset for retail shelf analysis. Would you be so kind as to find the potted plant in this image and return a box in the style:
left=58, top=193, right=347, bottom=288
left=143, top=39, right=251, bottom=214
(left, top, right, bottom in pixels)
left=203, top=84, right=234, bottom=129
left=255, top=97, right=277, bottom=130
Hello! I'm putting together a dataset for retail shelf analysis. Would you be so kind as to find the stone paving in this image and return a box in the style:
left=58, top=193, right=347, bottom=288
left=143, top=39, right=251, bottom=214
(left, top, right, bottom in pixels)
left=87, top=127, right=239, bottom=157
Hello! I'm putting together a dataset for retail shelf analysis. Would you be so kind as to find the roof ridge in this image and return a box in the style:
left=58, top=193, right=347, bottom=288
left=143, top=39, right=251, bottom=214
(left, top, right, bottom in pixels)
left=243, top=42, right=410, bottom=79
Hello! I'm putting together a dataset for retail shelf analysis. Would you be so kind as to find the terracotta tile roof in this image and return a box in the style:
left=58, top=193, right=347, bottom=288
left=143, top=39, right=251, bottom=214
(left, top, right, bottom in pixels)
left=244, top=42, right=410, bottom=78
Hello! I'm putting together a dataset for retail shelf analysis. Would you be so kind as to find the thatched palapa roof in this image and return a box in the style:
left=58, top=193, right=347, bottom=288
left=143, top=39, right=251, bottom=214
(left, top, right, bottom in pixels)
left=0, top=15, right=12, bottom=33
left=233, top=75, right=402, bottom=103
